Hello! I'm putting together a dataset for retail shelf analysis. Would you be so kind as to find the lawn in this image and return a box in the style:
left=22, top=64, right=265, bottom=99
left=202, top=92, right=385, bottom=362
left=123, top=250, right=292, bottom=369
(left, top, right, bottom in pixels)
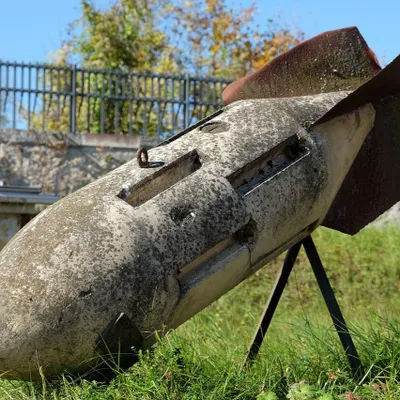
left=1, top=225, right=400, bottom=399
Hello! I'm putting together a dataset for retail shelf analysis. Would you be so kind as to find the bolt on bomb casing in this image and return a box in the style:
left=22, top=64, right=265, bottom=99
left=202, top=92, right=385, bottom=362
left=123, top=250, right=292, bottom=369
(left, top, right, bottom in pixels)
left=0, top=91, right=375, bottom=378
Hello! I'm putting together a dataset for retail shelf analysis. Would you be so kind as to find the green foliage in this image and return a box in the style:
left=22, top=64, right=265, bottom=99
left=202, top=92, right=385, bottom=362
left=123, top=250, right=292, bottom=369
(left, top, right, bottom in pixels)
left=65, top=0, right=168, bottom=72
left=62, top=0, right=301, bottom=76
left=2, top=226, right=400, bottom=398
left=28, top=0, right=301, bottom=135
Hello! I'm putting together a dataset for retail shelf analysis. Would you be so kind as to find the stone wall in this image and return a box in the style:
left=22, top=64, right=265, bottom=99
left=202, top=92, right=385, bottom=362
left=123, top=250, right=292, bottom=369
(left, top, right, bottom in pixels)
left=0, top=129, right=160, bottom=196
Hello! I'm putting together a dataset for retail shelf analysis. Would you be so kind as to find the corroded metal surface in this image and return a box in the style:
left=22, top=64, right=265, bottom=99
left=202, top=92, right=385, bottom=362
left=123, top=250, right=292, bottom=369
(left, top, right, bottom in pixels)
left=315, top=55, right=400, bottom=125
left=322, top=56, right=400, bottom=233
left=319, top=55, right=400, bottom=233
left=222, top=27, right=381, bottom=105
left=0, top=91, right=374, bottom=379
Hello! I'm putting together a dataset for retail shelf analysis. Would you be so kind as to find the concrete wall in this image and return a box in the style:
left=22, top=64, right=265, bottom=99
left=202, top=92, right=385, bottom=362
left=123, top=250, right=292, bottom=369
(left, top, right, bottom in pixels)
left=0, top=129, right=160, bottom=248
left=0, top=128, right=160, bottom=196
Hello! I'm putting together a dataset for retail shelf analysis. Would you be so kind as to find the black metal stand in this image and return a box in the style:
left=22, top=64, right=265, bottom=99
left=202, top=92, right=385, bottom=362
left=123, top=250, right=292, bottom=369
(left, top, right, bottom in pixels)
left=243, top=235, right=364, bottom=380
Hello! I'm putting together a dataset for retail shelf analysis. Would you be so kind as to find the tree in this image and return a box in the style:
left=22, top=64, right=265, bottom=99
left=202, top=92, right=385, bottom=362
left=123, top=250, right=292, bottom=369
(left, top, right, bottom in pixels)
left=65, top=0, right=169, bottom=72
left=168, top=0, right=301, bottom=79
left=28, top=0, right=301, bottom=136
left=63, top=0, right=301, bottom=78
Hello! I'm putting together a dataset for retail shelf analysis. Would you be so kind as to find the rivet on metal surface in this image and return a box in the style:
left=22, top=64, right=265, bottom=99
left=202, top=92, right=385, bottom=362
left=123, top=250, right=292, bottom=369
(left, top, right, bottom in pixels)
left=136, top=147, right=149, bottom=168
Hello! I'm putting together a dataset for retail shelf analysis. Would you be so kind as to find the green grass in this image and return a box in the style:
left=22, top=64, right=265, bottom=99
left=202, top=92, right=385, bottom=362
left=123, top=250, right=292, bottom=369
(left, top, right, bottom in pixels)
left=2, top=226, right=400, bottom=399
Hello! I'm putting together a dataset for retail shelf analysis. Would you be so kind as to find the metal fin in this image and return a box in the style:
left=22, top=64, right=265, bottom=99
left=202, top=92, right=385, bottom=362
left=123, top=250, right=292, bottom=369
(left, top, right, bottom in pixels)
left=321, top=55, right=400, bottom=233
left=222, top=27, right=380, bottom=105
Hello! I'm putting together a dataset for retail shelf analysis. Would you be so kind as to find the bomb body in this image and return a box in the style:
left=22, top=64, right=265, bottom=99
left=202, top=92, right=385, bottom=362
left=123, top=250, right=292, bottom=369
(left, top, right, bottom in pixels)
left=0, top=93, right=375, bottom=379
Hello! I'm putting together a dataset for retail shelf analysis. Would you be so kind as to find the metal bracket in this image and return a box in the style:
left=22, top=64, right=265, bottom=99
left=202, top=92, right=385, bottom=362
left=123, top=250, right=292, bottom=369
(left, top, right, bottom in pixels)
left=243, top=235, right=364, bottom=380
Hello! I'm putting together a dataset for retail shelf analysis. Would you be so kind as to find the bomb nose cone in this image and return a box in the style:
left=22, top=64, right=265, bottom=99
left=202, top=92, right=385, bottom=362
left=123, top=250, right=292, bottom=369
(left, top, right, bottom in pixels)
left=0, top=172, right=183, bottom=379
left=0, top=196, right=108, bottom=378
left=0, top=189, right=154, bottom=379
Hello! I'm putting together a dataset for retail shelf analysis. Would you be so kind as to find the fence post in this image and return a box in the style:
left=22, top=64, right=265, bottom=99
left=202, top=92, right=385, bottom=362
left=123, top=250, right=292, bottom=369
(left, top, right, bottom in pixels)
left=184, top=73, right=190, bottom=129
left=69, top=64, right=77, bottom=134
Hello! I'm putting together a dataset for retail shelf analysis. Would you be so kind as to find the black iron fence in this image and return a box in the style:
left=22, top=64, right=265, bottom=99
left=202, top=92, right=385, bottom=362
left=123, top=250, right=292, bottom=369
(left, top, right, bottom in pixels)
left=0, top=61, right=232, bottom=138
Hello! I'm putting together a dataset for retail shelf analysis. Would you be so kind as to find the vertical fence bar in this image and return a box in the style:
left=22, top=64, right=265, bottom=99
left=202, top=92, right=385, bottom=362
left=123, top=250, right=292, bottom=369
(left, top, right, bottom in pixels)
left=94, top=72, right=98, bottom=134
left=12, top=63, right=17, bottom=129
left=143, top=76, right=147, bottom=134
left=27, top=65, right=31, bottom=130
left=129, top=73, right=133, bottom=135
left=115, top=72, right=119, bottom=135
left=100, top=72, right=105, bottom=134
left=19, top=65, right=24, bottom=127
left=171, top=78, right=175, bottom=134
left=57, top=67, right=61, bottom=131
left=108, top=71, right=112, bottom=134
left=42, top=65, right=45, bottom=132
left=136, top=74, right=140, bottom=133
left=79, top=68, right=84, bottom=132
left=48, top=67, right=53, bottom=116
left=156, top=77, right=161, bottom=138
left=4, top=65, right=9, bottom=119
left=69, top=64, right=77, bottom=134
left=184, top=73, right=190, bottom=129
left=122, top=73, right=127, bottom=134
left=33, top=65, right=38, bottom=117
left=87, top=71, right=91, bottom=133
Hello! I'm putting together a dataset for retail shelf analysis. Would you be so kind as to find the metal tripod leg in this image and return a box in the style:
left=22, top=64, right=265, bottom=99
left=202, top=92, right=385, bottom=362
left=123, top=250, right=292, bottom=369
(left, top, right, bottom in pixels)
left=243, top=235, right=363, bottom=380
left=242, top=242, right=302, bottom=366
left=302, top=236, right=364, bottom=380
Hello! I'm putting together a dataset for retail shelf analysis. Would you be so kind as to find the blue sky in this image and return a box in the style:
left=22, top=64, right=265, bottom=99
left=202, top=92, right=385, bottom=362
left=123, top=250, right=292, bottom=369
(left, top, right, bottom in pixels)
left=0, top=0, right=399, bottom=66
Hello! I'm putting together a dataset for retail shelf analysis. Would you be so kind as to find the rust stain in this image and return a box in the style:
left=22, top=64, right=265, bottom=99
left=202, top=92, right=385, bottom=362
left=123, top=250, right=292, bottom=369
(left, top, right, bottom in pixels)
left=315, top=54, right=400, bottom=125
left=222, top=27, right=381, bottom=105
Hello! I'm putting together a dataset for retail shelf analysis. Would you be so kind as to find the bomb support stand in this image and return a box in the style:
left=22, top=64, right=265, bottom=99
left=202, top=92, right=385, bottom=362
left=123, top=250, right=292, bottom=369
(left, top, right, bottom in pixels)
left=243, top=235, right=364, bottom=380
